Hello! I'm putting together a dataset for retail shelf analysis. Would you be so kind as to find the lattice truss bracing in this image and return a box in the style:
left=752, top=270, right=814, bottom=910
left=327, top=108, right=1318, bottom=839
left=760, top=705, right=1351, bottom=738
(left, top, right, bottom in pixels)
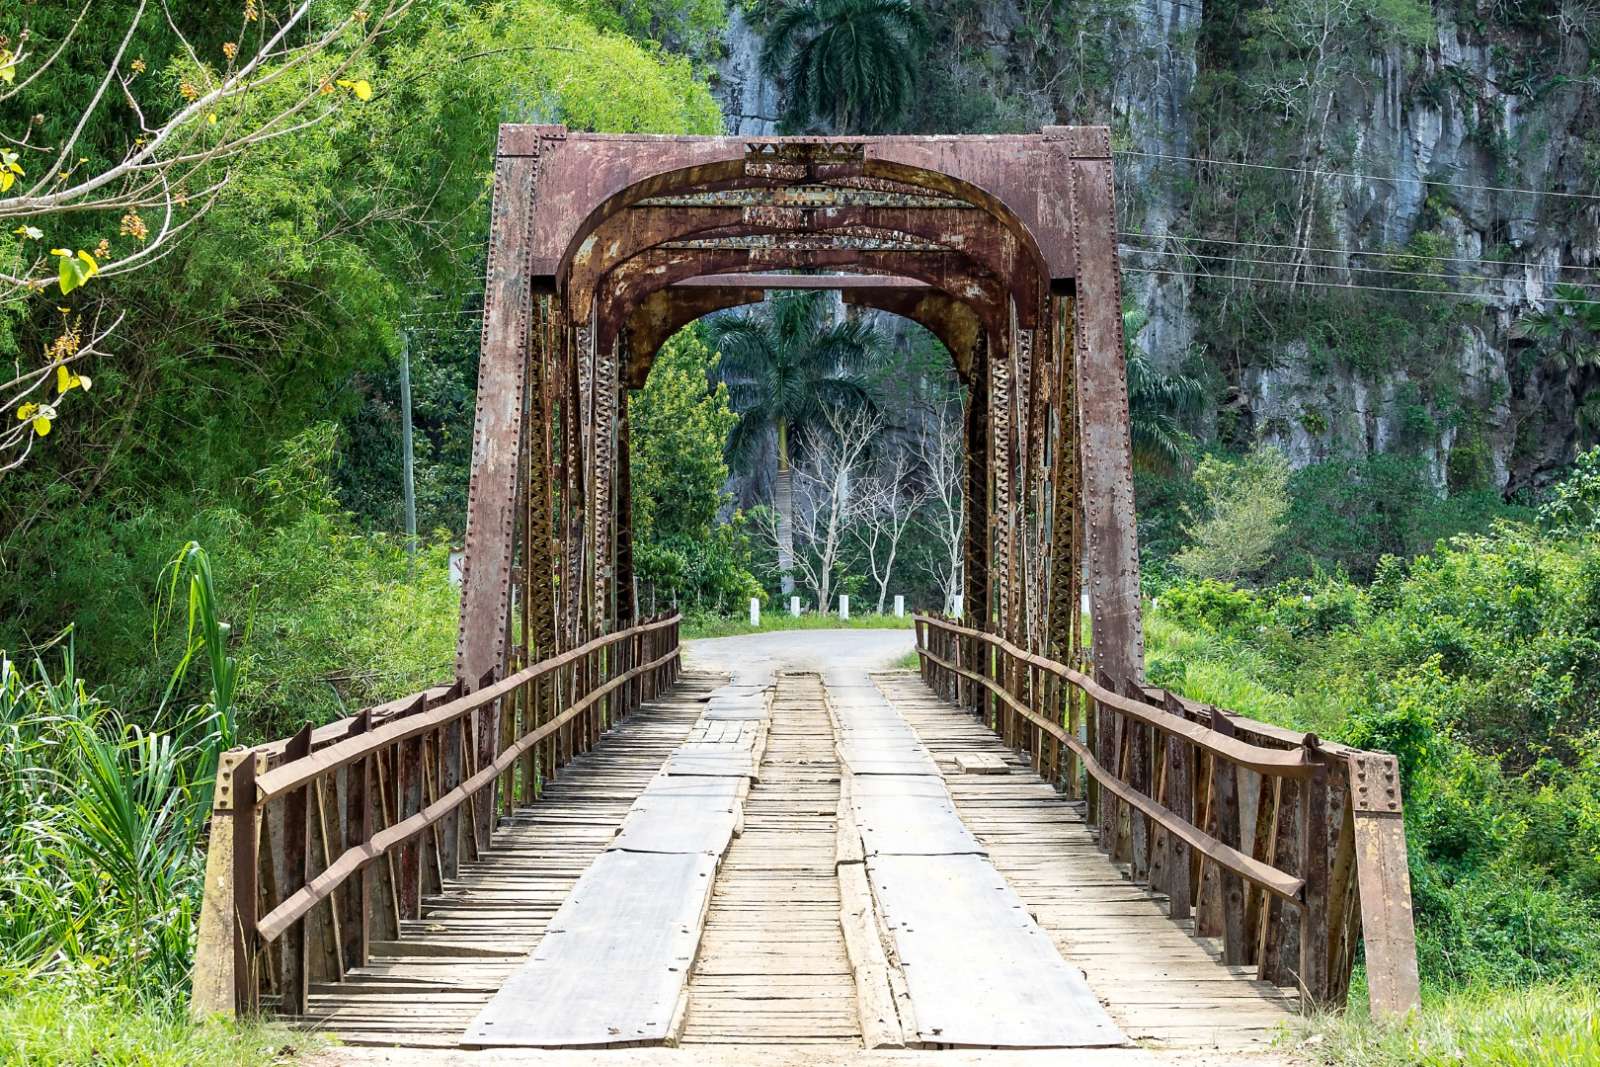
left=456, top=129, right=1143, bottom=692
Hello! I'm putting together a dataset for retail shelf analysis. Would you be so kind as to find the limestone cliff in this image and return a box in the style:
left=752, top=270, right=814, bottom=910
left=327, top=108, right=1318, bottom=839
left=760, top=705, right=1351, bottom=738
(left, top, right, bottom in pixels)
left=707, top=0, right=1600, bottom=495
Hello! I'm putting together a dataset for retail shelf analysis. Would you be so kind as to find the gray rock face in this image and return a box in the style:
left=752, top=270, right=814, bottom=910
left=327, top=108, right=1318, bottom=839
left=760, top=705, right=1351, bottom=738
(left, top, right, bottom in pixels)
left=713, top=6, right=781, bottom=136
left=705, top=0, right=1600, bottom=496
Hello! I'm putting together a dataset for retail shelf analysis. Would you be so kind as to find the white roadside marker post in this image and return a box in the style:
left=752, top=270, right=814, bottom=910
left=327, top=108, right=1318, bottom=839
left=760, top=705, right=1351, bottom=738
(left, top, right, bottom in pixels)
left=894, top=595, right=904, bottom=618
left=790, top=595, right=801, bottom=617
left=750, top=597, right=760, bottom=627
left=839, top=595, right=850, bottom=621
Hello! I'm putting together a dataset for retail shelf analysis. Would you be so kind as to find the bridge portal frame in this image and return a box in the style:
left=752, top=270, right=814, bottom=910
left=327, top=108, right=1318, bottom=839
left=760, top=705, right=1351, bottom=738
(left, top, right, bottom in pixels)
left=457, top=128, right=1143, bottom=733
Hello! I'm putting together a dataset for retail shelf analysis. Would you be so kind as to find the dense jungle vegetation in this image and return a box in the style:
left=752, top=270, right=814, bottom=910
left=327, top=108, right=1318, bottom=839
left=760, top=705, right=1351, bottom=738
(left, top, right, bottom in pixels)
left=1, top=0, right=1599, bottom=1064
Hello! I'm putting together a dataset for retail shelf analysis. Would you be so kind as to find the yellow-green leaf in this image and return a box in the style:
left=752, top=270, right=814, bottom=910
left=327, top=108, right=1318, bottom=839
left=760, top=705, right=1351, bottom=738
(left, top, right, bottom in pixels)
left=57, top=365, right=90, bottom=394
left=336, top=78, right=373, bottom=102
left=54, top=248, right=98, bottom=294
left=13, top=225, right=42, bottom=240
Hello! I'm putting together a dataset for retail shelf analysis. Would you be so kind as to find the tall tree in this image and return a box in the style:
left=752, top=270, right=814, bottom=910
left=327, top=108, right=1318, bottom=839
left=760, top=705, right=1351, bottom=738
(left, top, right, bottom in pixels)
left=916, top=397, right=964, bottom=612
left=782, top=405, right=877, bottom=611
left=760, top=0, right=928, bottom=133
left=854, top=447, right=925, bottom=614
left=710, top=292, right=881, bottom=594
left=1125, top=307, right=1206, bottom=473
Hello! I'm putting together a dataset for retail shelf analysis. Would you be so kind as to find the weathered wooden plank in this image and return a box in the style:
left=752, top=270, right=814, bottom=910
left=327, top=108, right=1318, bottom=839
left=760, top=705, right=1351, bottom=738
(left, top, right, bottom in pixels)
left=877, top=672, right=1301, bottom=1051
left=853, top=783, right=986, bottom=858
left=462, top=850, right=717, bottom=1047
left=664, top=747, right=757, bottom=777
left=868, top=853, right=1126, bottom=1048
left=837, top=737, right=939, bottom=777
left=954, top=752, right=1010, bottom=775
left=609, top=776, right=741, bottom=855
left=700, top=703, right=769, bottom=721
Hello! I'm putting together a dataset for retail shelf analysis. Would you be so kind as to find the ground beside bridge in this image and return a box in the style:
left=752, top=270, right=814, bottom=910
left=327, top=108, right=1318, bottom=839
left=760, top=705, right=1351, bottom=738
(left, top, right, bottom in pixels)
left=301, top=630, right=1303, bottom=1066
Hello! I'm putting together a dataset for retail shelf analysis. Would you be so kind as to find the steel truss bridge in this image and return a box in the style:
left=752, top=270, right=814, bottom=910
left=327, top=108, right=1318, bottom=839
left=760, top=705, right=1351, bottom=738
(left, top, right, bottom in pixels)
left=190, top=130, right=1420, bottom=1059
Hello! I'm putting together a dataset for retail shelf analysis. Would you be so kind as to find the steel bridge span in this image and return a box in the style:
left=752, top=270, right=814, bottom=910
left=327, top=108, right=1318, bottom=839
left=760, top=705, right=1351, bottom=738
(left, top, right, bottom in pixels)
left=190, top=131, right=1420, bottom=1061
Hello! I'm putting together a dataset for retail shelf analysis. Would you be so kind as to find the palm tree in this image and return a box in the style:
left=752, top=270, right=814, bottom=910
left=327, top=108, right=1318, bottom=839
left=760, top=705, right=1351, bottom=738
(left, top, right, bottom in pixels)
left=1124, top=307, right=1206, bottom=473
left=1517, top=284, right=1600, bottom=444
left=710, top=293, right=882, bottom=595
left=761, top=0, right=929, bottom=133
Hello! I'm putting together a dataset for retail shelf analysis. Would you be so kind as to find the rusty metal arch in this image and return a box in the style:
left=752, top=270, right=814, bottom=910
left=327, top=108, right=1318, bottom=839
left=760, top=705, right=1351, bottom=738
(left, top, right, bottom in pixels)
left=621, top=276, right=984, bottom=386
left=566, top=203, right=1038, bottom=327
left=457, top=127, right=1142, bottom=727
left=593, top=248, right=1009, bottom=359
left=546, top=140, right=1061, bottom=286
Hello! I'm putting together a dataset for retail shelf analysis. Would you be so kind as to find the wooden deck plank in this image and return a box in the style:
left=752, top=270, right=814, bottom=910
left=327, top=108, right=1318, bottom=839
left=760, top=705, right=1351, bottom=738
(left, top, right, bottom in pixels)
left=830, top=676, right=1124, bottom=1050
left=461, top=850, right=717, bottom=1047
left=299, top=675, right=717, bottom=1047
left=870, top=853, right=1126, bottom=1048
left=678, top=672, right=863, bottom=1049
left=609, top=776, right=741, bottom=856
left=460, top=679, right=768, bottom=1048
left=874, top=672, right=1303, bottom=1052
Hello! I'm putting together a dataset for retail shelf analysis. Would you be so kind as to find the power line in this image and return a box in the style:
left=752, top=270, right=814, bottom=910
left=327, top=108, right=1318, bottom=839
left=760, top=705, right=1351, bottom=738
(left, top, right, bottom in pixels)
left=1115, top=149, right=1600, bottom=203
left=1122, top=263, right=1600, bottom=305
left=1118, top=244, right=1600, bottom=293
left=1119, top=229, right=1600, bottom=281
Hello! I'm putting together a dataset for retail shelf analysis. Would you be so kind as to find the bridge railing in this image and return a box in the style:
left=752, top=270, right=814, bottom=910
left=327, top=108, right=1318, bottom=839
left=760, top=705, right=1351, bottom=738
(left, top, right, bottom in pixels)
left=914, top=614, right=1419, bottom=1017
left=189, top=613, right=681, bottom=1019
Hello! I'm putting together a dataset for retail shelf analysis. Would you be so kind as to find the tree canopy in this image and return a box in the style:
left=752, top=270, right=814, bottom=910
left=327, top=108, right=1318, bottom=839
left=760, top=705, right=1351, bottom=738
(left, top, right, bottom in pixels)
left=760, top=0, right=927, bottom=133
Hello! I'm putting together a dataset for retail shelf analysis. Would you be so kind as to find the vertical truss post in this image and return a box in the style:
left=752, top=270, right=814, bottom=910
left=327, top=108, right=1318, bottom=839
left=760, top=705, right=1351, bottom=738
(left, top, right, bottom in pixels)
left=457, top=127, right=540, bottom=691
left=1052, top=127, right=1142, bottom=685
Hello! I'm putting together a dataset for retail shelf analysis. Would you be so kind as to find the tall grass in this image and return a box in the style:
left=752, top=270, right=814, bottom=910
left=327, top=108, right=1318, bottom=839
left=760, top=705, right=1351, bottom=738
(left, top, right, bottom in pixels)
left=0, top=544, right=236, bottom=1007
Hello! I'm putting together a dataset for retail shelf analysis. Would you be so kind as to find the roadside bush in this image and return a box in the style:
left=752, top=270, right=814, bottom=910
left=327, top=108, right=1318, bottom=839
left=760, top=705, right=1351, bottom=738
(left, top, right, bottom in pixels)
left=1146, top=472, right=1600, bottom=991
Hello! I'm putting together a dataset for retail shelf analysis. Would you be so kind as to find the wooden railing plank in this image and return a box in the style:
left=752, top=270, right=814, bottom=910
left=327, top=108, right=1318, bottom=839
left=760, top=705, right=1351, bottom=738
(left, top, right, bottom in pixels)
left=191, top=615, right=681, bottom=1020
left=253, top=642, right=678, bottom=944
left=252, top=616, right=679, bottom=803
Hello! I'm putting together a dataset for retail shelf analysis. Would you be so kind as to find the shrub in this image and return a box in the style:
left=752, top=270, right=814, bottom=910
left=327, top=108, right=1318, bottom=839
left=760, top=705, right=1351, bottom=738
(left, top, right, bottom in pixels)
left=1173, top=446, right=1291, bottom=583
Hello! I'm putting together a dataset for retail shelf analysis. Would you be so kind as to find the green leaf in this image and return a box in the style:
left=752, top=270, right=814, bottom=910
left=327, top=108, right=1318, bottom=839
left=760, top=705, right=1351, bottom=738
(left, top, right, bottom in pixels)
left=55, top=250, right=98, bottom=295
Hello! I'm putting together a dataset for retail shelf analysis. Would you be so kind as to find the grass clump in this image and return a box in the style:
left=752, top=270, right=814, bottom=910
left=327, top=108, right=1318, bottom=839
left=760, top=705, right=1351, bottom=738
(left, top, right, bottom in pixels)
left=0, top=985, right=294, bottom=1067
left=1, top=545, right=301, bottom=1066
left=1309, top=982, right=1600, bottom=1066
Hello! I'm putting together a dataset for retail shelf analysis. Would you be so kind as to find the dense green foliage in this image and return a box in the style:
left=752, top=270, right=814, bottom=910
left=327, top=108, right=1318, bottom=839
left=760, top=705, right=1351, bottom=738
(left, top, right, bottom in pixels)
left=1172, top=446, right=1292, bottom=582
left=1, top=0, right=721, bottom=726
left=0, top=544, right=295, bottom=1065
left=1147, top=467, right=1600, bottom=989
left=630, top=326, right=762, bottom=615
left=1124, top=307, right=1206, bottom=474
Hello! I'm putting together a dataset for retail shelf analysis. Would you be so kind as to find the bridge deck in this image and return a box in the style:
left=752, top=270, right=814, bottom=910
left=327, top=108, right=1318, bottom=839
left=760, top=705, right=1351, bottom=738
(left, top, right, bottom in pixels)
left=880, top=673, right=1300, bottom=1050
left=300, top=668, right=1296, bottom=1058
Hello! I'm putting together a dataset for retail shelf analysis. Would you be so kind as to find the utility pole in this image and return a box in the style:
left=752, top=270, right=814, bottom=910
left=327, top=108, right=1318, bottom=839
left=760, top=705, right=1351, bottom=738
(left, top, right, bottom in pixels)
left=399, top=330, right=417, bottom=561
